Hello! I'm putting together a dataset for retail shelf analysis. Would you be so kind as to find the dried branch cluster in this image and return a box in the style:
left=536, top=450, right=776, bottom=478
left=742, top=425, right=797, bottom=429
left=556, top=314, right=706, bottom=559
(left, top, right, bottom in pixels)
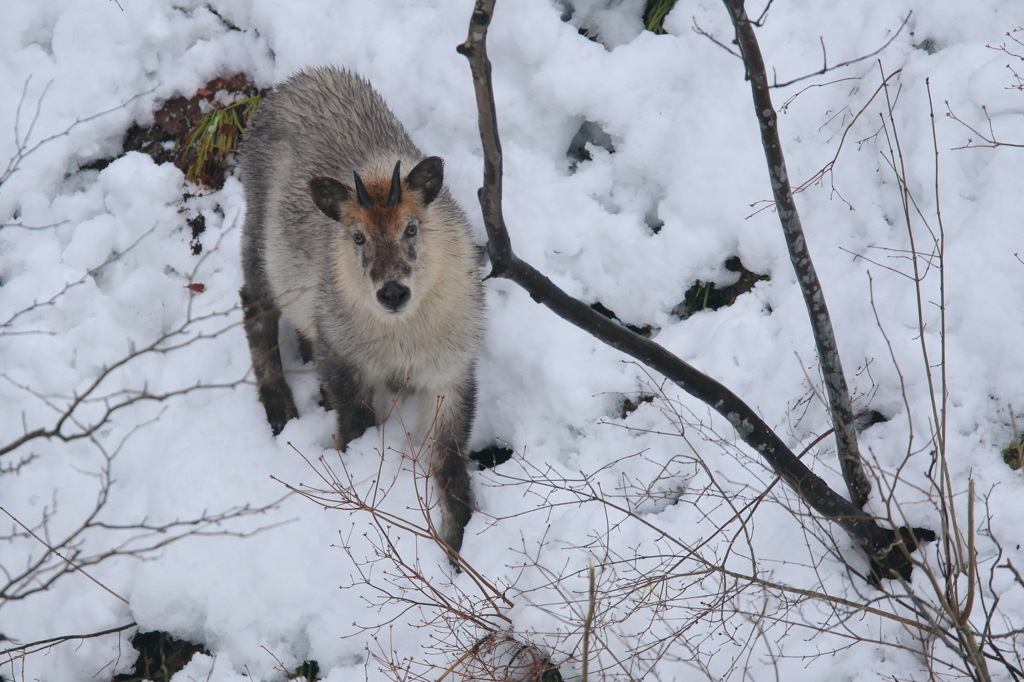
left=0, top=86, right=286, bottom=676
left=946, top=26, right=1024, bottom=150
left=293, top=382, right=1022, bottom=681
left=419, top=1, right=1021, bottom=680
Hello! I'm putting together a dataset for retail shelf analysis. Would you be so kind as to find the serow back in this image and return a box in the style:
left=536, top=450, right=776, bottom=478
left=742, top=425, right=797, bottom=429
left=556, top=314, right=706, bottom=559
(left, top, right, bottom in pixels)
left=238, top=66, right=485, bottom=561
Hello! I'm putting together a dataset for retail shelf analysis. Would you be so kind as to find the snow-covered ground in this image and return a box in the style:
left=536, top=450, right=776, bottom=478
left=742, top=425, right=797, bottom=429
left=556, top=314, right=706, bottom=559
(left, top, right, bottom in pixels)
left=3, top=0, right=1024, bottom=680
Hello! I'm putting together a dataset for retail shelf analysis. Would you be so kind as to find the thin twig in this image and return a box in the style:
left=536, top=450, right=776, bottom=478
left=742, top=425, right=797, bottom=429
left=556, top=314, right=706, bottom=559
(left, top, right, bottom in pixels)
left=946, top=102, right=1024, bottom=149
left=770, top=13, right=911, bottom=88
left=581, top=563, right=596, bottom=682
left=0, top=506, right=128, bottom=604
left=0, top=622, right=136, bottom=658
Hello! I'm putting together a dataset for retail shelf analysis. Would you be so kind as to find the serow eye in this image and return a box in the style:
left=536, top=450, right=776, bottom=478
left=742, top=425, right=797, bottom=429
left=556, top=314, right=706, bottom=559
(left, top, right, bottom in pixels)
left=404, top=223, right=417, bottom=237
left=353, top=232, right=366, bottom=245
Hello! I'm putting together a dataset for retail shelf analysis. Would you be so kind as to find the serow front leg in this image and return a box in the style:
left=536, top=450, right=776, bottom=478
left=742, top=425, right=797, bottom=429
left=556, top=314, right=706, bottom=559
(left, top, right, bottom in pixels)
left=318, top=357, right=375, bottom=451
left=420, top=369, right=477, bottom=562
left=240, top=287, right=298, bottom=435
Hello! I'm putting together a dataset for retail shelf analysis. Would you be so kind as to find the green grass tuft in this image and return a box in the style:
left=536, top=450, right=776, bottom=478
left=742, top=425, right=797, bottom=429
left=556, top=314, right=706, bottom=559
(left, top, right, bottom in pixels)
left=644, top=0, right=677, bottom=34
left=182, top=94, right=261, bottom=185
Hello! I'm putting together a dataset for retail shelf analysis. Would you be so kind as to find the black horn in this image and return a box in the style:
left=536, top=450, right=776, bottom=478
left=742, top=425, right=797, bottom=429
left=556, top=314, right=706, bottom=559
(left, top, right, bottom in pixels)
left=352, top=170, right=372, bottom=209
left=387, top=160, right=402, bottom=207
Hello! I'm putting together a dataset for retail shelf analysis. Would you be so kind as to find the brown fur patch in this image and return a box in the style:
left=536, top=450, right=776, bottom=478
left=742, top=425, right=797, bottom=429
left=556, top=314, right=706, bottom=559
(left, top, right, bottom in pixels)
left=354, top=178, right=420, bottom=235
left=370, top=239, right=412, bottom=282
left=344, top=177, right=422, bottom=283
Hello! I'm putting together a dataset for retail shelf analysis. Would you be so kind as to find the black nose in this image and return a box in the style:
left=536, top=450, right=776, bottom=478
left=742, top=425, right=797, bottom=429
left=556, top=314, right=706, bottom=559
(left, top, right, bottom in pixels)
left=377, top=281, right=410, bottom=311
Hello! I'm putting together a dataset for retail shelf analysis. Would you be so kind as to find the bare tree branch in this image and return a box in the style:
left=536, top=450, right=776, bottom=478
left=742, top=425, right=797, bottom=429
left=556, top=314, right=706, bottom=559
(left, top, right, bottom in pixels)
left=0, top=302, right=243, bottom=460
left=0, top=622, right=136, bottom=659
left=946, top=102, right=1024, bottom=149
left=1, top=441, right=289, bottom=605
left=746, top=67, right=902, bottom=218
left=692, top=19, right=741, bottom=59
left=0, top=78, right=154, bottom=191
left=0, top=506, right=128, bottom=605
left=456, top=0, right=923, bottom=580
left=691, top=11, right=910, bottom=89
left=769, top=12, right=910, bottom=88
left=722, top=0, right=870, bottom=510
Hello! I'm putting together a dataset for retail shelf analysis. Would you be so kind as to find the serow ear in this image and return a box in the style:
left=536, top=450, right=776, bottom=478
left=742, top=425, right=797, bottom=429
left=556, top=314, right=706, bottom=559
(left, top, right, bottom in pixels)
left=406, top=156, right=444, bottom=206
left=308, top=177, right=350, bottom=221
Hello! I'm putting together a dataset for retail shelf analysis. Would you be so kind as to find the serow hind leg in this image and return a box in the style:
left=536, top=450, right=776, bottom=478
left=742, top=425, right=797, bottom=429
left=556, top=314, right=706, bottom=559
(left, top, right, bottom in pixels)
left=240, top=287, right=298, bottom=435
left=319, top=357, right=375, bottom=451
left=421, top=369, right=477, bottom=563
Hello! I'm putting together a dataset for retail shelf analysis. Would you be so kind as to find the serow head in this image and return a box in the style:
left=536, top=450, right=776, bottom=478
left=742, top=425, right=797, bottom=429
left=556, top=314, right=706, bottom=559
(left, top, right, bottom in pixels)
left=308, top=156, right=444, bottom=316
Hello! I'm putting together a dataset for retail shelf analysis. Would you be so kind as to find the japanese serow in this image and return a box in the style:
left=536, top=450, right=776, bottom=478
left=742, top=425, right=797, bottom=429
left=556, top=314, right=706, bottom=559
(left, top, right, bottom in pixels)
left=238, top=67, right=484, bottom=557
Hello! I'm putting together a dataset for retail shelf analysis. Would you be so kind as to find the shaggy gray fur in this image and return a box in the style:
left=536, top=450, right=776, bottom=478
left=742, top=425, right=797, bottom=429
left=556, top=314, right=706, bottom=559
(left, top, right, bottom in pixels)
left=239, top=67, right=484, bottom=558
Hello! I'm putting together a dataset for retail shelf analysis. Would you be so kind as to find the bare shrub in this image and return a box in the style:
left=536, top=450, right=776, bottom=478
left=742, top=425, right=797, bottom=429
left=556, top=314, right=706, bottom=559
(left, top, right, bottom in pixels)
left=0, top=84, right=285, bottom=678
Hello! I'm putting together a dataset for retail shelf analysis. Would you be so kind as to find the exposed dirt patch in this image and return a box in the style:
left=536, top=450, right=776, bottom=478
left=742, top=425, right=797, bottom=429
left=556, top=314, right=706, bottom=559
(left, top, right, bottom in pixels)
left=112, top=630, right=209, bottom=682
left=470, top=444, right=514, bottom=470
left=115, top=73, right=266, bottom=190
left=590, top=301, right=653, bottom=338
left=186, top=213, right=206, bottom=255
left=673, top=256, right=769, bottom=319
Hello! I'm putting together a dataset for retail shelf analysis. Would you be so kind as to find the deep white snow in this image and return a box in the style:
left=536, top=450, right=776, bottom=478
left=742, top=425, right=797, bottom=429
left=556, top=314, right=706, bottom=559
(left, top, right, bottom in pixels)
left=2, top=0, right=1024, bottom=680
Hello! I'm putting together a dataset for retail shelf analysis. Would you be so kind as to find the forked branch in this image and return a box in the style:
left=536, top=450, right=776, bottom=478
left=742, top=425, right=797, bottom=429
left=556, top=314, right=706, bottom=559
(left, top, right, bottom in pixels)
left=769, top=13, right=910, bottom=89
left=457, top=0, right=928, bottom=581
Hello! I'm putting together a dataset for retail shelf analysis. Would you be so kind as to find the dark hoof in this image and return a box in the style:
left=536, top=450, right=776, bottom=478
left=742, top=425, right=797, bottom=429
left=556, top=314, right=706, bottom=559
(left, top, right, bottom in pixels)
left=259, top=383, right=299, bottom=436
left=266, top=404, right=297, bottom=436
